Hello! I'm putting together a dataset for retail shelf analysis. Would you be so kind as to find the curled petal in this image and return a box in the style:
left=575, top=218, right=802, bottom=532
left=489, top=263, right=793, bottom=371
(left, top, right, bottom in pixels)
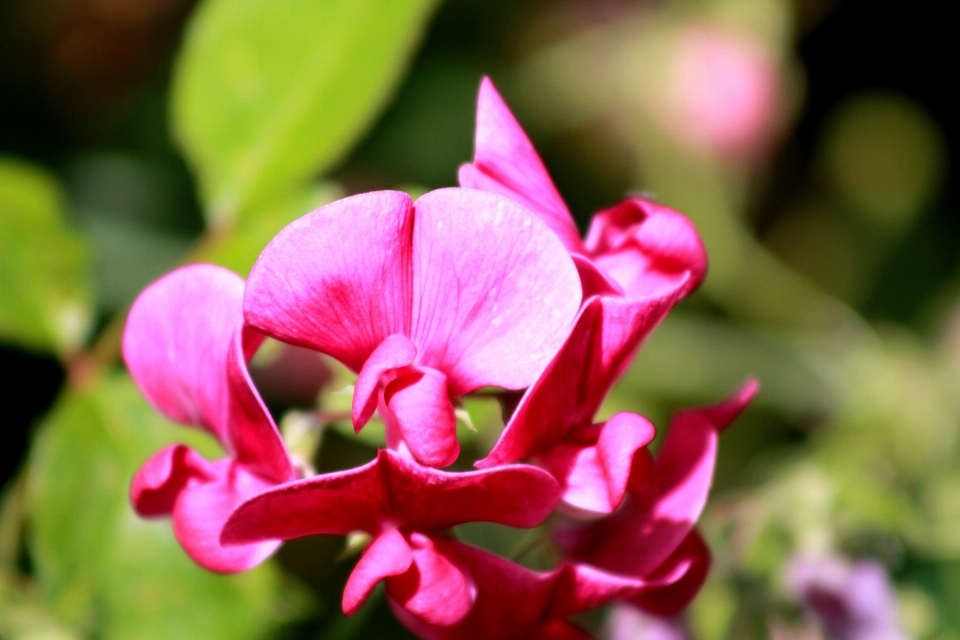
left=651, top=380, right=758, bottom=558
left=382, top=366, right=458, bottom=468
left=544, top=413, right=657, bottom=517
left=481, top=293, right=679, bottom=468
left=244, top=191, right=414, bottom=371
left=123, top=264, right=244, bottom=445
left=222, top=450, right=560, bottom=546
left=630, top=530, right=711, bottom=617
left=459, top=77, right=585, bottom=255
left=130, top=444, right=212, bottom=517
left=353, top=334, right=418, bottom=430
left=585, top=199, right=707, bottom=300
left=343, top=528, right=413, bottom=616
left=387, top=534, right=475, bottom=627
left=170, top=457, right=281, bottom=573
left=410, top=188, right=581, bottom=394
left=224, top=330, right=294, bottom=483
left=555, top=381, right=757, bottom=578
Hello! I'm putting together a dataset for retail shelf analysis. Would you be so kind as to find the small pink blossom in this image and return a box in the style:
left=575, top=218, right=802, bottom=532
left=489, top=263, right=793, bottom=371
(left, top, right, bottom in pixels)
left=123, top=264, right=296, bottom=572
left=650, top=25, right=782, bottom=158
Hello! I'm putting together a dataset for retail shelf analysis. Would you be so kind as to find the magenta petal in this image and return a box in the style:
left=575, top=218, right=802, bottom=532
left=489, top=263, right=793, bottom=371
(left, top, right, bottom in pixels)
left=130, top=444, right=211, bottom=517
left=353, top=334, right=418, bottom=430
left=222, top=456, right=385, bottom=545
left=597, top=413, right=657, bottom=510
left=459, top=78, right=585, bottom=256
left=123, top=264, right=245, bottom=444
left=410, top=188, right=581, bottom=394
left=481, top=293, right=679, bottom=468
left=382, top=366, right=458, bottom=468
left=652, top=380, right=758, bottom=549
left=171, top=458, right=281, bottom=573
left=390, top=541, right=561, bottom=640
left=224, top=330, right=294, bottom=483
left=343, top=528, right=413, bottom=616
left=630, top=530, right=711, bottom=617
left=544, top=413, right=656, bottom=517
left=221, top=450, right=560, bottom=546
left=555, top=382, right=757, bottom=578
left=584, top=199, right=707, bottom=300
left=387, top=534, right=475, bottom=627
left=244, top=191, right=414, bottom=372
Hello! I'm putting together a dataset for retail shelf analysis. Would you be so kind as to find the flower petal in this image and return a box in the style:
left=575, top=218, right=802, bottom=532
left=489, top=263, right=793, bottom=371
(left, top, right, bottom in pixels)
left=629, top=529, right=711, bottom=617
left=387, top=534, right=475, bottom=627
left=480, top=293, right=679, bottom=468
left=459, top=77, right=585, bottom=255
left=554, top=382, right=757, bottom=578
left=410, top=188, right=582, bottom=394
left=650, top=380, right=758, bottom=560
left=353, top=334, right=418, bottom=430
left=343, top=528, right=413, bottom=616
left=244, top=191, right=414, bottom=372
left=543, top=413, right=657, bottom=517
left=170, top=457, right=281, bottom=573
left=584, top=199, right=707, bottom=299
left=123, top=265, right=291, bottom=483
left=225, top=328, right=294, bottom=483
left=123, top=264, right=244, bottom=444
left=221, top=450, right=560, bottom=546
left=382, top=366, right=458, bottom=468
left=130, top=444, right=212, bottom=517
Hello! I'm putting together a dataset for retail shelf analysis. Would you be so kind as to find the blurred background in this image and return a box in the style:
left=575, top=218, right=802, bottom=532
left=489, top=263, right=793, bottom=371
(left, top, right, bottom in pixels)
left=0, top=0, right=956, bottom=638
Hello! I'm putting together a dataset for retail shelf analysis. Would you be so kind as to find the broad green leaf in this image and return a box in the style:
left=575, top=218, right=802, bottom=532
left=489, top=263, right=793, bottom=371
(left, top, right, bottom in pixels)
left=0, top=158, right=93, bottom=356
left=25, top=374, right=292, bottom=640
left=202, top=181, right=341, bottom=276
left=172, top=0, right=438, bottom=224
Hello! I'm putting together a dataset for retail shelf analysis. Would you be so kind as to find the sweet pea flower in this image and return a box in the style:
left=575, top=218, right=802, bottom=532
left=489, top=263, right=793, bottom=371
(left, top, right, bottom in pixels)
left=391, top=541, right=693, bottom=640
left=221, top=449, right=561, bottom=626
left=123, top=264, right=296, bottom=573
left=243, top=188, right=582, bottom=467
left=460, top=77, right=706, bottom=301
left=552, top=382, right=757, bottom=615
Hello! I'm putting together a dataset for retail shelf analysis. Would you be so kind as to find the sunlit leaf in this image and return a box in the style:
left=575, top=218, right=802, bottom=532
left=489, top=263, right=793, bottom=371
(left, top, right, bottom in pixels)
left=172, top=0, right=438, bottom=224
left=24, top=373, right=290, bottom=640
left=0, top=158, right=93, bottom=356
left=201, top=182, right=341, bottom=276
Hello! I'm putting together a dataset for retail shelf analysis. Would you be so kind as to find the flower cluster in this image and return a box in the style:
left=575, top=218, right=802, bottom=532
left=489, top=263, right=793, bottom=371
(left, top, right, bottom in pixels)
left=123, top=78, right=755, bottom=638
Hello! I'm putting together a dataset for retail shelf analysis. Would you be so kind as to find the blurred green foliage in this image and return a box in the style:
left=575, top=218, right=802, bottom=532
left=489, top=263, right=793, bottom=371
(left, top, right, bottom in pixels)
left=173, top=0, right=439, bottom=224
left=0, top=159, right=92, bottom=357
left=0, top=0, right=957, bottom=638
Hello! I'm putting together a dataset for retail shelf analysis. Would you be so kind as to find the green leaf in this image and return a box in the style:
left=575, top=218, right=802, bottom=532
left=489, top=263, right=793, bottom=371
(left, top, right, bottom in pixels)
left=0, top=158, right=93, bottom=356
left=25, top=374, right=291, bottom=640
left=172, top=0, right=439, bottom=224
left=202, top=181, right=341, bottom=276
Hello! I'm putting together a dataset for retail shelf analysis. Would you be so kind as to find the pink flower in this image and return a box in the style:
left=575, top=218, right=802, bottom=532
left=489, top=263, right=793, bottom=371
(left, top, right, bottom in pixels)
left=391, top=541, right=691, bottom=640
left=221, top=449, right=561, bottom=626
left=243, top=188, right=582, bottom=467
left=650, top=25, right=782, bottom=159
left=459, top=77, right=707, bottom=301
left=123, top=264, right=296, bottom=573
left=553, top=383, right=757, bottom=616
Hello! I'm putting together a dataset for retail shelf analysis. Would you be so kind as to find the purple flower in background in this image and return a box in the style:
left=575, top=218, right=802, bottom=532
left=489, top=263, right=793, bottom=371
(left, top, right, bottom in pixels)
left=788, top=555, right=912, bottom=640
left=604, top=605, right=691, bottom=640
